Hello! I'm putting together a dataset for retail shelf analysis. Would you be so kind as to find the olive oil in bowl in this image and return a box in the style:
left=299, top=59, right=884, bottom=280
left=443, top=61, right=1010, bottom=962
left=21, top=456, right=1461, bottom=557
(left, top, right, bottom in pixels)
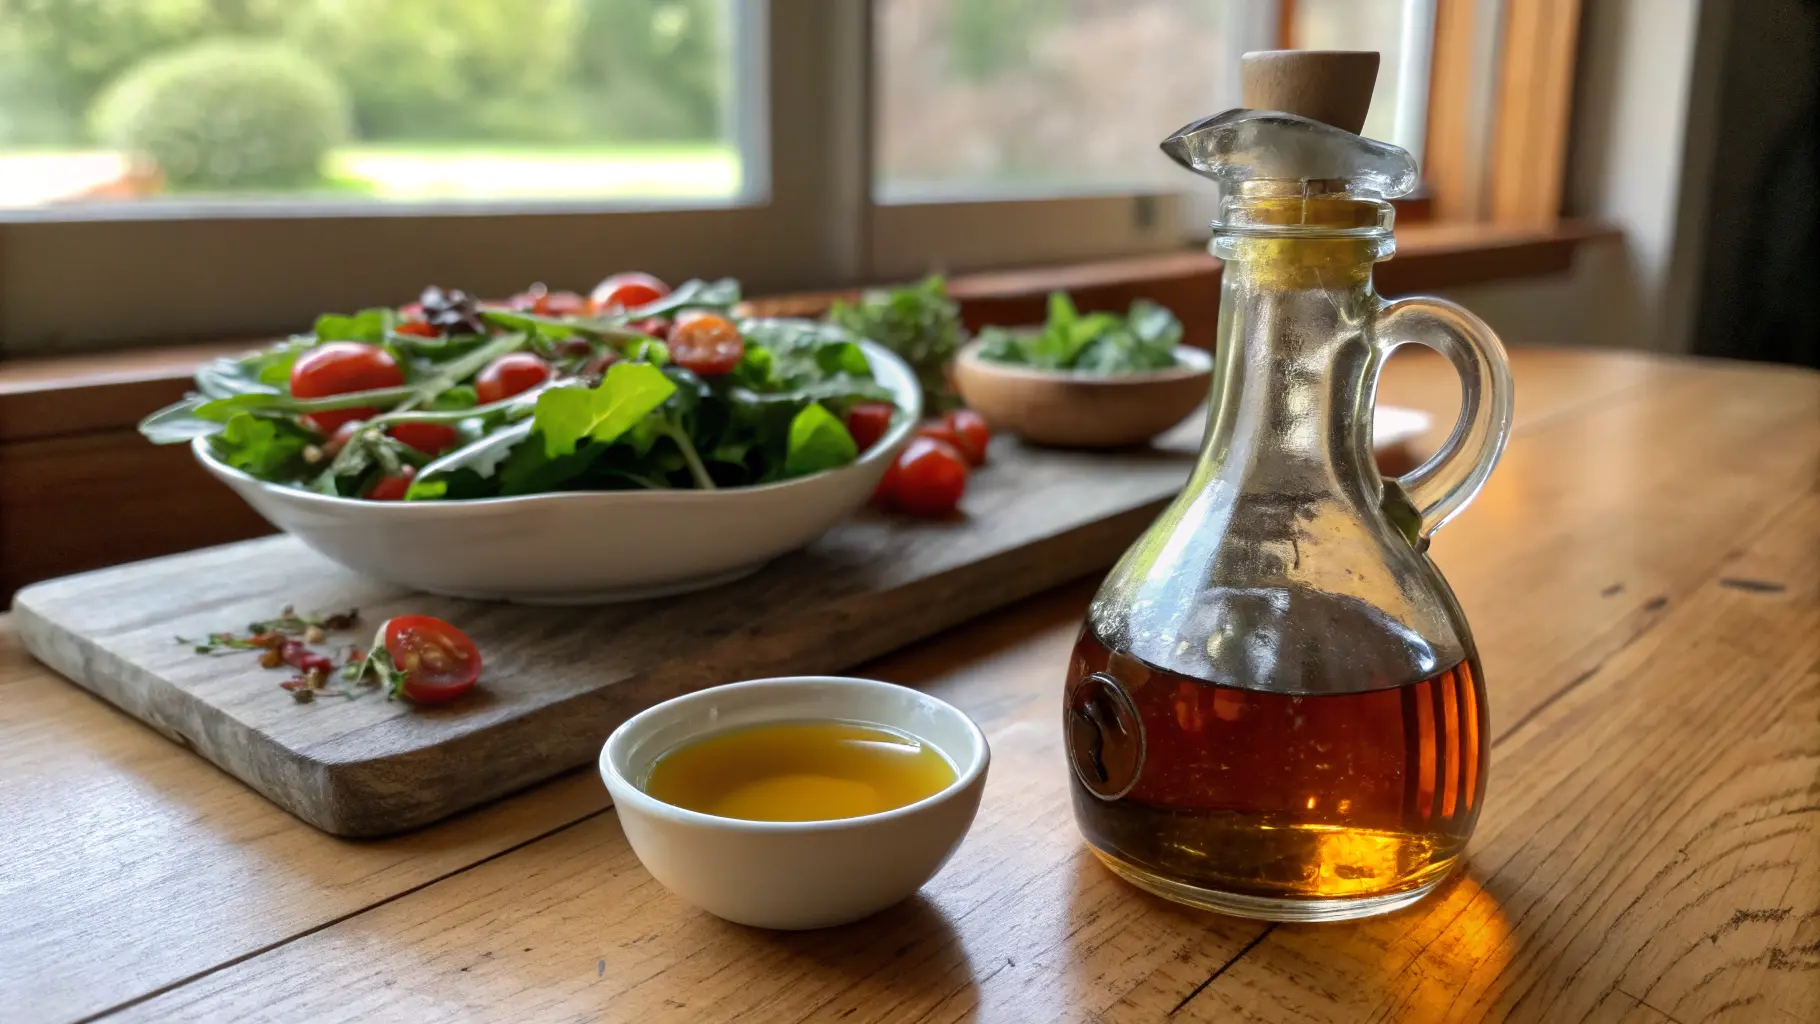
left=644, top=721, right=956, bottom=822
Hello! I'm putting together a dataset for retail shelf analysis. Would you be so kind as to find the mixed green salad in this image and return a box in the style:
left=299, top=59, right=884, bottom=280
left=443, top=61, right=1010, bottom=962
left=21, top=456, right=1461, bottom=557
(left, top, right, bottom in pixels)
left=976, top=291, right=1183, bottom=374
left=140, top=275, right=903, bottom=501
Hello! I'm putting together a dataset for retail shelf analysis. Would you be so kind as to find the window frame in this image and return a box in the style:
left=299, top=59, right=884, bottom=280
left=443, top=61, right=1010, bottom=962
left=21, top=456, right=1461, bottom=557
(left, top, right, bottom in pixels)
left=0, top=0, right=1575, bottom=355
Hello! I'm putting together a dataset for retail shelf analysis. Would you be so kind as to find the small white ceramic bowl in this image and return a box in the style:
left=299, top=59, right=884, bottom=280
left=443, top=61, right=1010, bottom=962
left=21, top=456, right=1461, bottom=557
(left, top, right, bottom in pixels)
left=599, top=676, right=990, bottom=930
left=194, top=340, right=920, bottom=604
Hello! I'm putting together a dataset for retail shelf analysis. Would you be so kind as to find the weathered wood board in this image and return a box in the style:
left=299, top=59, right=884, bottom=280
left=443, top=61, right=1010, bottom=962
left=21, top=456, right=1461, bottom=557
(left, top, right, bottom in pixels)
left=13, top=421, right=1218, bottom=837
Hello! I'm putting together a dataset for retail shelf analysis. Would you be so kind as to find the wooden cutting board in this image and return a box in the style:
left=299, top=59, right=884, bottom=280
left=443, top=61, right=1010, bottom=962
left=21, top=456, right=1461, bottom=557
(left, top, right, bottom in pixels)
left=13, top=418, right=1220, bottom=837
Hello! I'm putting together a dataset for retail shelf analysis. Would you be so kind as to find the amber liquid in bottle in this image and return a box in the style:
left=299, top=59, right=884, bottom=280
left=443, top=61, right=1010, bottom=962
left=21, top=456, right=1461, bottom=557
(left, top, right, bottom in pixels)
left=1065, top=629, right=1488, bottom=911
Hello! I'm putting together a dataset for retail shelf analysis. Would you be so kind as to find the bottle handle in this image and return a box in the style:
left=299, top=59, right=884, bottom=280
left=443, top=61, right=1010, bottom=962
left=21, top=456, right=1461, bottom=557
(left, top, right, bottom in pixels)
left=1372, top=297, right=1515, bottom=538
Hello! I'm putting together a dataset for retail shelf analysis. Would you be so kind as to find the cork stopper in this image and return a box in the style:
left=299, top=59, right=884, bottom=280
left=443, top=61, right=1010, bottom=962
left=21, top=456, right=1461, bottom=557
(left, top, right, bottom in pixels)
left=1240, top=50, right=1379, bottom=136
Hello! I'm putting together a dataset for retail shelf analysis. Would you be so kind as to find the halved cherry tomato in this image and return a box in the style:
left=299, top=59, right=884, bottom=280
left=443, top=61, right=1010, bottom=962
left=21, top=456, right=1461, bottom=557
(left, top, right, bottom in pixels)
left=877, top=436, right=969, bottom=518
left=590, top=272, right=669, bottom=313
left=668, top=312, right=744, bottom=376
left=626, top=316, right=671, bottom=340
left=942, top=409, right=991, bottom=466
left=291, top=342, right=405, bottom=435
left=383, top=614, right=482, bottom=704
left=367, top=466, right=416, bottom=501
left=845, top=402, right=896, bottom=453
left=388, top=421, right=459, bottom=455
left=394, top=319, right=441, bottom=338
left=475, top=352, right=552, bottom=405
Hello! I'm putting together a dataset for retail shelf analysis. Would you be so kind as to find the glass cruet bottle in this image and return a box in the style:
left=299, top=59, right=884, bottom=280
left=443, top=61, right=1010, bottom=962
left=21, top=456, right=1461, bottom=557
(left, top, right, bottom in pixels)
left=1062, top=51, right=1515, bottom=922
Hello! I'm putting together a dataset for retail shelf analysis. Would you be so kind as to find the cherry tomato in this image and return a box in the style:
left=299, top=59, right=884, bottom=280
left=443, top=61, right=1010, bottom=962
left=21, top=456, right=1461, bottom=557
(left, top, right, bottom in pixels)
left=321, top=420, right=365, bottom=460
left=878, top=436, right=969, bottom=518
left=590, top=272, right=669, bottom=313
left=475, top=352, right=552, bottom=405
left=394, top=319, right=441, bottom=338
left=626, top=316, right=671, bottom=340
left=915, top=421, right=962, bottom=450
left=367, top=466, right=416, bottom=502
left=383, top=614, right=482, bottom=704
left=291, top=342, right=405, bottom=435
left=537, top=290, right=588, bottom=316
left=668, top=312, right=744, bottom=376
left=279, top=639, right=334, bottom=675
left=845, top=402, right=896, bottom=452
left=942, top=409, right=991, bottom=466
left=388, top=420, right=459, bottom=455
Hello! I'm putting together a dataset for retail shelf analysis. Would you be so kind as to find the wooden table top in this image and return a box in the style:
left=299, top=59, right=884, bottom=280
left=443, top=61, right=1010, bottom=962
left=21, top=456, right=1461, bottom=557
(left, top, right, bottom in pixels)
left=4, top=347, right=1816, bottom=1024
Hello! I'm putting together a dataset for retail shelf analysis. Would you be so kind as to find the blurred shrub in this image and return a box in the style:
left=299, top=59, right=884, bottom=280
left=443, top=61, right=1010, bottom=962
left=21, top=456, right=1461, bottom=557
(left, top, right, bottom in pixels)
left=2, top=0, right=728, bottom=147
left=90, top=40, right=349, bottom=189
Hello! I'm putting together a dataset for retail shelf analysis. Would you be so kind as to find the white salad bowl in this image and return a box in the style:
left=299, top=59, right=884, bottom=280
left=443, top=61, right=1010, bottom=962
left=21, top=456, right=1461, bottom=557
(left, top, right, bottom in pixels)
left=194, top=340, right=921, bottom=603
left=599, top=676, right=990, bottom=930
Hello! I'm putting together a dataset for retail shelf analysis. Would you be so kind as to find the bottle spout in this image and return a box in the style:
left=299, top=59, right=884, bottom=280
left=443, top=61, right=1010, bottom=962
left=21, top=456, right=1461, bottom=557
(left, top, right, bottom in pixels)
left=1160, top=109, right=1419, bottom=199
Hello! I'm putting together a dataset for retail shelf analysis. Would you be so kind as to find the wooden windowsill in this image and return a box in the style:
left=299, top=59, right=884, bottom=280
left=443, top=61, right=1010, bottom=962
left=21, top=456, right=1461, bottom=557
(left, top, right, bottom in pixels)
left=0, top=218, right=1617, bottom=444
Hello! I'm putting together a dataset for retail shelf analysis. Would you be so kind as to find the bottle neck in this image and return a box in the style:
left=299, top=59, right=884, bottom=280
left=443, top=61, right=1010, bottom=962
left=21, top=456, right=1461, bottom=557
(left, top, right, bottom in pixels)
left=1194, top=248, right=1382, bottom=501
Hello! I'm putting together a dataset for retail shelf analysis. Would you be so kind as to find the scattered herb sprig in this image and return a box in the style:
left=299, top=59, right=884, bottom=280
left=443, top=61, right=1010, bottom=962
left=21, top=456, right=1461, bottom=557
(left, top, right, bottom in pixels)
left=827, top=274, right=963, bottom=413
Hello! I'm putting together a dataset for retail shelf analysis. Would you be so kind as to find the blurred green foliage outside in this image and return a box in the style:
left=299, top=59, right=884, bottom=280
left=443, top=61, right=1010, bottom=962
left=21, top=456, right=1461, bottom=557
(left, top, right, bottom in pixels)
left=0, top=0, right=730, bottom=147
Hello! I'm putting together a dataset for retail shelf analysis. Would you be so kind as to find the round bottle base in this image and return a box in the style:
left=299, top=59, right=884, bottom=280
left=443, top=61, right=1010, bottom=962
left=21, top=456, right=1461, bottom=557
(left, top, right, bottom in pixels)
left=1088, top=846, right=1455, bottom=922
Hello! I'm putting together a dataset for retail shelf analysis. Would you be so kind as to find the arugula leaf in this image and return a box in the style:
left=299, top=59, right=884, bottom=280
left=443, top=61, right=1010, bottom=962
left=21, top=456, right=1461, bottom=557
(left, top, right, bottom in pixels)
left=407, top=421, right=534, bottom=500
left=209, top=413, right=310, bottom=477
left=195, top=343, right=304, bottom=398
left=139, top=397, right=232, bottom=443
left=429, top=385, right=479, bottom=411
left=533, top=363, right=677, bottom=459
left=783, top=403, right=858, bottom=478
left=627, top=277, right=741, bottom=319
left=727, top=377, right=893, bottom=409
left=737, top=318, right=877, bottom=393
left=391, top=332, right=526, bottom=413
left=312, top=308, right=393, bottom=343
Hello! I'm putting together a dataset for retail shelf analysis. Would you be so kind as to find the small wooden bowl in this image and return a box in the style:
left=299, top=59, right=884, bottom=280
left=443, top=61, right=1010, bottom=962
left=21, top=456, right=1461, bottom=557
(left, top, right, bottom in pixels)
left=951, top=341, right=1213, bottom=448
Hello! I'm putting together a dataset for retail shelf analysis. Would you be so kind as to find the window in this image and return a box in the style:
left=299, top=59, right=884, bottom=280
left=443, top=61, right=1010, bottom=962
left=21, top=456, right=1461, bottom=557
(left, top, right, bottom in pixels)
left=0, top=1, right=1478, bottom=355
left=0, top=1, right=748, bottom=209
left=874, top=0, right=1254, bottom=201
left=1286, top=0, right=1435, bottom=162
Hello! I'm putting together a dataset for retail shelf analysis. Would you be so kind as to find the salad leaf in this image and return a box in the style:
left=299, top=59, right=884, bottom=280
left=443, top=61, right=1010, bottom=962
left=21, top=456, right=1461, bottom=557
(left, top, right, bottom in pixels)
left=737, top=318, right=874, bottom=386
left=430, top=385, right=479, bottom=411
left=977, top=292, right=1183, bottom=374
left=195, top=342, right=306, bottom=398
left=407, top=421, right=534, bottom=500
left=533, top=362, right=677, bottom=459
left=139, top=398, right=237, bottom=444
left=783, top=403, right=858, bottom=478
left=209, top=413, right=310, bottom=478
left=313, top=308, right=393, bottom=343
left=138, top=284, right=898, bottom=501
left=628, top=277, right=741, bottom=319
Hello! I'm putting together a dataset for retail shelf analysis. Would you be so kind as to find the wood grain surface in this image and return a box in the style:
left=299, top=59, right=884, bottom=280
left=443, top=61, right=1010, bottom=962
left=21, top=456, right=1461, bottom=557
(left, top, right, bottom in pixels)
left=12, top=424, right=1207, bottom=837
left=2, top=348, right=1814, bottom=1024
